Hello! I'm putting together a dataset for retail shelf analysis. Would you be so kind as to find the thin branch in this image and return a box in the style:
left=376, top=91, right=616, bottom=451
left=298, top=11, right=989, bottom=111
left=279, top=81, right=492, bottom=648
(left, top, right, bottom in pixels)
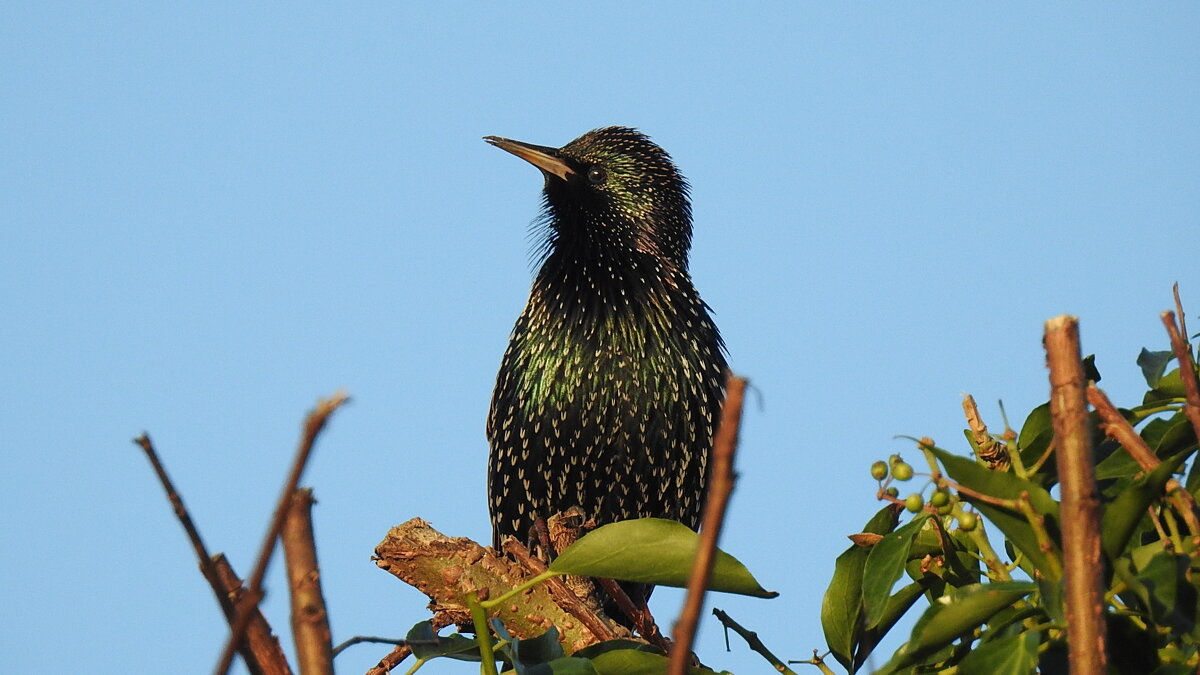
left=1175, top=282, right=1188, bottom=340
left=363, top=645, right=412, bottom=675
left=283, top=488, right=333, bottom=675
left=215, top=391, right=350, bottom=675
left=668, top=374, right=747, bottom=675
left=1044, top=315, right=1106, bottom=674
left=1087, top=384, right=1200, bottom=538
left=711, top=608, right=800, bottom=675
left=330, top=636, right=403, bottom=659
left=134, top=432, right=291, bottom=675
left=211, top=555, right=294, bottom=675
left=1162, top=310, right=1200, bottom=452
left=502, top=539, right=618, bottom=643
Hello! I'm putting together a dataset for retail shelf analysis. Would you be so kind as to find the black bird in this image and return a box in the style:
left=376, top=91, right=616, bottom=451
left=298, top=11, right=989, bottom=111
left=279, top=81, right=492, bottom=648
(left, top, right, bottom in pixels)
left=484, top=126, right=727, bottom=555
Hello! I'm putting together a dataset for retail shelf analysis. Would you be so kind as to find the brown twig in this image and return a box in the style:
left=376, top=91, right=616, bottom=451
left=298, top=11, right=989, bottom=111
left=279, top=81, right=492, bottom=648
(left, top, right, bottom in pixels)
left=503, top=538, right=619, bottom=643
left=364, top=645, right=412, bottom=675
left=283, top=488, right=333, bottom=675
left=212, top=555, right=294, bottom=675
left=1044, top=316, right=1106, bottom=674
left=1087, top=385, right=1200, bottom=537
left=710, top=608, right=800, bottom=675
left=668, top=374, right=747, bottom=675
left=1175, top=282, right=1188, bottom=341
left=134, top=433, right=291, bottom=675
left=215, top=391, right=350, bottom=675
left=1162, top=310, right=1200, bottom=451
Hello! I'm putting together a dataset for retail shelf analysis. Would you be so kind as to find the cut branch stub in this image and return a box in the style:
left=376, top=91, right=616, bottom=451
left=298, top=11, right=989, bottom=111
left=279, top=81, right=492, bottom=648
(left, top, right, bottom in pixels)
left=373, top=518, right=610, bottom=654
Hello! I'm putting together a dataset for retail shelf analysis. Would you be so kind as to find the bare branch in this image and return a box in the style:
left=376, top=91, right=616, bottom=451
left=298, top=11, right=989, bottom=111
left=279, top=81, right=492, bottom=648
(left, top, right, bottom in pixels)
left=134, top=432, right=291, bottom=675
left=283, top=488, right=333, bottom=675
left=1162, top=310, right=1200, bottom=452
left=1044, top=316, right=1106, bottom=674
left=669, top=373, right=747, bottom=675
left=215, top=391, right=350, bottom=675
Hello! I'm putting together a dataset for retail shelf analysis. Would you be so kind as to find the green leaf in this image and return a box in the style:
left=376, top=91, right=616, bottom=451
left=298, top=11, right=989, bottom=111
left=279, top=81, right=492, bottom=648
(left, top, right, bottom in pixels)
left=863, top=515, right=929, bottom=629
left=1101, top=454, right=1187, bottom=559
left=523, top=657, right=600, bottom=675
left=855, top=580, right=929, bottom=671
left=1145, top=368, right=1187, bottom=405
left=1138, top=348, right=1176, bottom=388
left=511, top=627, right=565, bottom=673
left=822, top=544, right=868, bottom=671
left=1155, top=412, right=1200, bottom=461
left=881, top=582, right=1035, bottom=672
left=821, top=505, right=900, bottom=672
left=588, top=649, right=722, bottom=675
left=1137, top=551, right=1197, bottom=638
left=955, top=630, right=1039, bottom=675
left=571, top=640, right=659, bottom=660
left=1016, top=403, right=1054, bottom=478
left=549, top=518, right=777, bottom=598
left=931, top=447, right=1061, bottom=580
left=404, top=621, right=484, bottom=662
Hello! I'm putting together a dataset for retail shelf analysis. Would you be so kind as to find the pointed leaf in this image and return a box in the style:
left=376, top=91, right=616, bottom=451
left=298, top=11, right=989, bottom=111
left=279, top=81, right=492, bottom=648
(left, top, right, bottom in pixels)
left=589, top=649, right=723, bottom=675
left=523, top=657, right=600, bottom=675
left=955, top=630, right=1039, bottom=675
left=1101, top=454, right=1187, bottom=559
left=549, top=519, right=777, bottom=598
left=405, top=621, right=484, bottom=662
left=881, top=582, right=1035, bottom=672
left=511, top=627, right=565, bottom=673
left=821, top=505, right=900, bottom=671
left=854, top=580, right=928, bottom=671
left=863, top=515, right=928, bottom=629
left=1138, top=348, right=1175, bottom=388
left=932, top=447, right=1061, bottom=580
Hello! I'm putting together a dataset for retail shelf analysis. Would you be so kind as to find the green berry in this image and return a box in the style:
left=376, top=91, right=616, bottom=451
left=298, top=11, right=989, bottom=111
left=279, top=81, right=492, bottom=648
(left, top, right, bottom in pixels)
left=930, top=490, right=950, bottom=507
left=892, top=462, right=914, bottom=481
left=958, top=512, right=979, bottom=531
left=889, top=454, right=903, bottom=466
left=904, top=494, right=925, bottom=513
left=870, top=461, right=889, bottom=480
left=885, top=487, right=900, bottom=498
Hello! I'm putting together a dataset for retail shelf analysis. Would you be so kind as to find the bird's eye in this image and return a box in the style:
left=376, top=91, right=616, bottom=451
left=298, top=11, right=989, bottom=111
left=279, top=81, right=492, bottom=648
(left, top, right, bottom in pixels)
left=587, top=165, right=607, bottom=184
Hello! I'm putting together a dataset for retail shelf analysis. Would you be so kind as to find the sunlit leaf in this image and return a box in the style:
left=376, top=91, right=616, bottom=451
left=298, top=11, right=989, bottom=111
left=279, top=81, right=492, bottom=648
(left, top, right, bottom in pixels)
left=863, top=515, right=928, bottom=629
left=880, top=582, right=1035, bottom=672
left=588, top=649, right=723, bottom=675
left=954, top=630, right=1039, bottom=675
left=821, top=505, right=899, bottom=672
left=1101, top=454, right=1186, bottom=559
left=549, top=519, right=777, bottom=598
left=932, top=447, right=1061, bottom=580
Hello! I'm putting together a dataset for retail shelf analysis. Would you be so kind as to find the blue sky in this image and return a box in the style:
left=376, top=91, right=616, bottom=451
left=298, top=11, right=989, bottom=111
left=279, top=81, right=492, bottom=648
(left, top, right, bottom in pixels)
left=3, top=5, right=1198, bottom=674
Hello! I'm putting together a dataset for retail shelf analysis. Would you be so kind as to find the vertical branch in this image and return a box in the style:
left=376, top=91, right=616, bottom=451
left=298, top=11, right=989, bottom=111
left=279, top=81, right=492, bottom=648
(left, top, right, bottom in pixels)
left=212, top=555, right=294, bottom=675
left=1044, top=316, right=1105, bottom=674
left=1162, top=310, right=1200, bottom=448
left=283, top=488, right=333, bottom=675
left=215, top=391, right=350, bottom=675
left=668, top=374, right=747, bottom=675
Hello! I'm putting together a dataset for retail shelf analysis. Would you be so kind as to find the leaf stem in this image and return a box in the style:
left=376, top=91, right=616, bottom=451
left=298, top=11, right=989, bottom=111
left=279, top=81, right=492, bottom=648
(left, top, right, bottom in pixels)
left=466, top=593, right=498, bottom=675
left=477, top=570, right=560, bottom=611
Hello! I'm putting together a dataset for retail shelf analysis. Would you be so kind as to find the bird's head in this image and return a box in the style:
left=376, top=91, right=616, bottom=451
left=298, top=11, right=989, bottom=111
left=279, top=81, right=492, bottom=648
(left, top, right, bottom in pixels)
left=485, top=126, right=693, bottom=269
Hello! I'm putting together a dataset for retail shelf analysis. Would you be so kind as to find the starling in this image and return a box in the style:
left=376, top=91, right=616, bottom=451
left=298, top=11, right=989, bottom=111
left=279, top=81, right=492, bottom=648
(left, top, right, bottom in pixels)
left=484, top=126, right=727, bottom=556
